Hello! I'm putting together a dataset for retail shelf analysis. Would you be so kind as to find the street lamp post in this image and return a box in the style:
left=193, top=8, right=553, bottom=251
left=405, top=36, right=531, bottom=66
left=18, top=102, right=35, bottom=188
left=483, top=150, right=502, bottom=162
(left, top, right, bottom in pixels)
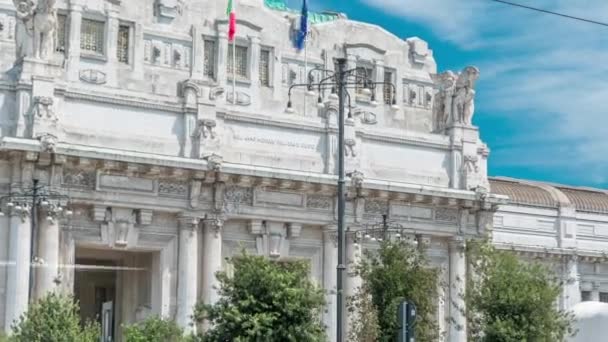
left=0, top=179, right=72, bottom=300
left=287, top=57, right=398, bottom=342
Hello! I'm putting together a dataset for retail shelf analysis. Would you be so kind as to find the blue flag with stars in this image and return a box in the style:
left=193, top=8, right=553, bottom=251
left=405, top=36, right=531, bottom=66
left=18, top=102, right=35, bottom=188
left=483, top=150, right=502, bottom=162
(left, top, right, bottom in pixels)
left=295, top=0, right=308, bottom=50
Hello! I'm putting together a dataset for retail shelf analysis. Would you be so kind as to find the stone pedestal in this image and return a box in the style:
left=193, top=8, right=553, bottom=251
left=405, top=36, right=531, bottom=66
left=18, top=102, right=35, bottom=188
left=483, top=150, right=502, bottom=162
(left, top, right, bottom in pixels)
left=4, top=209, right=32, bottom=334
left=323, top=227, right=338, bottom=342
left=35, top=209, right=60, bottom=299
left=175, top=215, right=199, bottom=333
left=449, top=237, right=466, bottom=342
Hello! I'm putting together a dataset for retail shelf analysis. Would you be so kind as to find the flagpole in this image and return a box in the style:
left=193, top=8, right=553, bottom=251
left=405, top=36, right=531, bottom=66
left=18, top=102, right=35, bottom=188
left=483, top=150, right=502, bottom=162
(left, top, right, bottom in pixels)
left=304, top=36, right=308, bottom=116
left=232, top=38, right=236, bottom=105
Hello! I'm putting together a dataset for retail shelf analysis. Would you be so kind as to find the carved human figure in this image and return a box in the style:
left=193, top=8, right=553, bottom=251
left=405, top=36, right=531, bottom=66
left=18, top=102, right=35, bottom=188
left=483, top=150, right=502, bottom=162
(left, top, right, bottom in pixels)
left=344, top=138, right=356, bottom=157
left=432, top=70, right=457, bottom=132
left=13, top=0, right=35, bottom=59
left=453, top=66, right=479, bottom=125
left=13, top=0, right=57, bottom=61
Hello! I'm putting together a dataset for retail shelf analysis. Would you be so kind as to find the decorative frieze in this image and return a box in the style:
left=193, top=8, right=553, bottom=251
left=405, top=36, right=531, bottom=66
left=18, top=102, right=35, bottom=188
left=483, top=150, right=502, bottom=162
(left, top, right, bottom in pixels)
left=98, top=174, right=155, bottom=193
left=306, top=195, right=333, bottom=210
left=364, top=199, right=389, bottom=215
left=390, top=203, right=433, bottom=220
left=63, top=170, right=96, bottom=189
left=224, top=186, right=253, bottom=205
left=158, top=181, right=188, bottom=197
left=435, top=208, right=459, bottom=222
left=257, top=190, right=304, bottom=207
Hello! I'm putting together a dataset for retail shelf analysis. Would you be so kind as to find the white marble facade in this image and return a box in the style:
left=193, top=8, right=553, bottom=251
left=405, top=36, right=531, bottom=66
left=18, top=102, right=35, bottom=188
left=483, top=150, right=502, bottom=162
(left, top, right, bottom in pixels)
left=0, top=1, right=606, bottom=341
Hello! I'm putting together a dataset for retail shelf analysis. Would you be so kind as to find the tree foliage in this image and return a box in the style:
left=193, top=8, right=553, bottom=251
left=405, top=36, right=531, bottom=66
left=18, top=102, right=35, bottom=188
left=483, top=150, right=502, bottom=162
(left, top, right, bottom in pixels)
left=352, top=240, right=440, bottom=342
left=10, top=293, right=99, bottom=342
left=193, top=252, right=326, bottom=342
left=466, top=241, right=574, bottom=342
left=123, top=316, right=187, bottom=342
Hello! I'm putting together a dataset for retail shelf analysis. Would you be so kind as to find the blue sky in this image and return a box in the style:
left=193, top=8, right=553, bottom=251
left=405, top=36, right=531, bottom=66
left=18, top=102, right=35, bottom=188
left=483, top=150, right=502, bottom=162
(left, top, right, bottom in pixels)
left=285, top=0, right=608, bottom=189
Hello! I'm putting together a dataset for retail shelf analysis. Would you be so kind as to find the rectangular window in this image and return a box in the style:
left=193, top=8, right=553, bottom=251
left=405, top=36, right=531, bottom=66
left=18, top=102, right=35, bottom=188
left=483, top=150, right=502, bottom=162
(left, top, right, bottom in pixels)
left=383, top=70, right=393, bottom=105
left=259, top=49, right=271, bottom=87
left=117, top=25, right=130, bottom=63
left=203, top=39, right=216, bottom=79
left=581, top=291, right=592, bottom=302
left=227, top=45, right=248, bottom=79
left=56, top=14, right=67, bottom=53
left=356, top=66, right=373, bottom=95
left=80, top=19, right=105, bottom=55
left=600, top=292, right=608, bottom=303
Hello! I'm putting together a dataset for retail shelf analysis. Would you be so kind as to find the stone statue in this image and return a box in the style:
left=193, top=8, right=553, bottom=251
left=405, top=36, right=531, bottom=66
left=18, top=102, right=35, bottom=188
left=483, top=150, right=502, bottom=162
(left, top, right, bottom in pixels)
left=431, top=71, right=457, bottom=132
left=453, top=66, right=479, bottom=125
left=13, top=0, right=35, bottom=59
left=13, top=0, right=57, bottom=61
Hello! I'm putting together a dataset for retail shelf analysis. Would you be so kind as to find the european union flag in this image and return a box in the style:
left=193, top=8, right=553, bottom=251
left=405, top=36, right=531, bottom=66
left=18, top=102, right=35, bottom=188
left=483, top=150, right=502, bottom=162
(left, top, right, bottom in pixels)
left=295, top=0, right=308, bottom=51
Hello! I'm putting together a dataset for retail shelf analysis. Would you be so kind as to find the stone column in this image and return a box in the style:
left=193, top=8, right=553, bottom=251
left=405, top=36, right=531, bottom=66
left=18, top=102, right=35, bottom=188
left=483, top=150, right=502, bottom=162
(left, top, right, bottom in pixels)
left=175, top=215, right=200, bottom=333
left=563, top=255, right=581, bottom=309
left=323, top=226, right=338, bottom=342
left=449, top=236, right=466, bottom=342
left=105, top=3, right=120, bottom=86
left=66, top=0, right=83, bottom=82
left=4, top=208, right=31, bottom=333
left=35, top=208, right=60, bottom=299
left=345, top=232, right=362, bottom=338
left=437, top=263, right=448, bottom=341
left=202, top=217, right=223, bottom=306
left=591, top=282, right=601, bottom=302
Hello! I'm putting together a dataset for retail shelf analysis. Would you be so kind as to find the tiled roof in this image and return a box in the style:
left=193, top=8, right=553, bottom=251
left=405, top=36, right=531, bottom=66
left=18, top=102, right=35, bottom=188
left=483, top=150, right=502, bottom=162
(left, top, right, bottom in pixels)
left=490, top=177, right=608, bottom=214
left=558, top=187, right=608, bottom=214
left=490, top=178, right=558, bottom=208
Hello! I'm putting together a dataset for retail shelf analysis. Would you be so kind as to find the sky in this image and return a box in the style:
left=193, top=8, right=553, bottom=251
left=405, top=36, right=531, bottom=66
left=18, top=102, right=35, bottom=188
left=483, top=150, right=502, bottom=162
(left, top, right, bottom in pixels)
left=285, top=0, right=608, bottom=189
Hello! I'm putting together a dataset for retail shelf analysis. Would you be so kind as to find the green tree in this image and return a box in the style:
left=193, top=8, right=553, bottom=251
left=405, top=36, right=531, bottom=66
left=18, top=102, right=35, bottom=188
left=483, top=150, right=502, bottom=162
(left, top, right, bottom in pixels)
left=10, top=293, right=99, bottom=342
left=194, top=252, right=326, bottom=342
left=123, top=316, right=186, bottom=342
left=466, top=241, right=574, bottom=342
left=352, top=240, right=440, bottom=342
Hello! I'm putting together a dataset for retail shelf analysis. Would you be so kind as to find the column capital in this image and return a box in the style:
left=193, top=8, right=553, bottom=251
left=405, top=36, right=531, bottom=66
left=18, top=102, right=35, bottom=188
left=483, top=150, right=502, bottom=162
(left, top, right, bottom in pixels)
left=448, top=235, right=466, bottom=251
left=177, top=214, right=200, bottom=231
left=203, top=215, right=224, bottom=237
left=9, top=205, right=31, bottom=222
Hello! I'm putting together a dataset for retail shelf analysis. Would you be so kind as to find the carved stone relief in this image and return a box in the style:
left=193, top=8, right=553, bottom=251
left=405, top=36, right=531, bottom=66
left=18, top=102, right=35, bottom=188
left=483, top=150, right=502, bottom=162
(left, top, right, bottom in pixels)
left=226, top=91, right=251, bottom=106
left=364, top=199, right=388, bottom=215
left=435, top=208, right=459, bottom=222
left=37, top=132, right=57, bottom=152
left=79, top=69, right=107, bottom=85
left=32, top=96, right=57, bottom=122
left=224, top=186, right=253, bottom=205
left=143, top=37, right=191, bottom=70
left=158, top=181, right=188, bottom=197
left=306, top=195, right=333, bottom=210
left=432, top=66, right=480, bottom=131
left=63, top=170, right=96, bottom=189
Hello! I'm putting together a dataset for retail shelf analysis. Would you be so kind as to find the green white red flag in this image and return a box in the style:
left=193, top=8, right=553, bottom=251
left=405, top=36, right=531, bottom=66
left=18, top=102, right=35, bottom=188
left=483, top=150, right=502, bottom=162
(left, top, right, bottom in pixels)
left=226, top=0, right=236, bottom=41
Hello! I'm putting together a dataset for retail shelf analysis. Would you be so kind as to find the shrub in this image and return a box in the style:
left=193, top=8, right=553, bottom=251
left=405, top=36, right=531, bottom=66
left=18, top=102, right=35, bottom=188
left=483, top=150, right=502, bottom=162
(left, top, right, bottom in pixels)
left=466, top=241, right=574, bottom=342
left=10, top=293, right=99, bottom=342
left=123, top=316, right=185, bottom=342
left=194, top=252, right=326, bottom=341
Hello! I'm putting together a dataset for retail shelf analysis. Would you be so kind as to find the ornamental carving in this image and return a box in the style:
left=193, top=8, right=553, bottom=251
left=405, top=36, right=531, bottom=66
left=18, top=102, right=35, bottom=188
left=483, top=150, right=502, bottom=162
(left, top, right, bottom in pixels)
left=226, top=91, right=251, bottom=106
left=79, top=69, right=107, bottom=85
left=306, top=195, right=332, bottom=210
left=158, top=181, right=188, bottom=197
left=364, top=199, right=388, bottom=215
left=194, top=119, right=217, bottom=140
left=63, top=170, right=96, bottom=189
left=344, top=138, right=356, bottom=157
left=224, top=186, right=253, bottom=205
left=435, top=208, right=459, bottom=222
left=37, top=133, right=57, bottom=152
left=32, top=96, right=57, bottom=122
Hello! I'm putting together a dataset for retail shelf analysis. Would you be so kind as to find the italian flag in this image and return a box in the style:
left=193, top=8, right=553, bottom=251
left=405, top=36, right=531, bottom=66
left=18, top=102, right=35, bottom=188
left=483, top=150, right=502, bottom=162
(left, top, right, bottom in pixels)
left=227, top=0, right=236, bottom=42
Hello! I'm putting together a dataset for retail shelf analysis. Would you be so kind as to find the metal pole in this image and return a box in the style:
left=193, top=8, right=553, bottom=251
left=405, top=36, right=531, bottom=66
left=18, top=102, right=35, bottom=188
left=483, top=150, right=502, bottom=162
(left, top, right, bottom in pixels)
left=336, top=57, right=347, bottom=342
left=28, top=179, right=39, bottom=301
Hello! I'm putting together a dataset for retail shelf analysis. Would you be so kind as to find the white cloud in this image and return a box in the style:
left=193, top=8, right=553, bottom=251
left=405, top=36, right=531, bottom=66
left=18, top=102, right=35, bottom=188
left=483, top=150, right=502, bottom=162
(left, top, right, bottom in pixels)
left=363, top=0, right=608, bottom=186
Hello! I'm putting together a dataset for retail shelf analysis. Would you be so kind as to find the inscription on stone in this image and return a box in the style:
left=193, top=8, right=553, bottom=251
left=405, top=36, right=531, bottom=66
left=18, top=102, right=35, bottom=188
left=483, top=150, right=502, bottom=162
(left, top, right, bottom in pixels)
left=390, top=204, right=433, bottom=219
left=233, top=134, right=317, bottom=151
left=257, top=190, right=304, bottom=207
left=99, top=174, right=155, bottom=193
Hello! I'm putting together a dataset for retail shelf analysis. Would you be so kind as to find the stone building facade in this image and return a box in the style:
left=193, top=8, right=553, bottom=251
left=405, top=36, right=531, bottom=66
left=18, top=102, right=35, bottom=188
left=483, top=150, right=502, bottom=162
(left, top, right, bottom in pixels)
left=0, top=0, right=606, bottom=341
